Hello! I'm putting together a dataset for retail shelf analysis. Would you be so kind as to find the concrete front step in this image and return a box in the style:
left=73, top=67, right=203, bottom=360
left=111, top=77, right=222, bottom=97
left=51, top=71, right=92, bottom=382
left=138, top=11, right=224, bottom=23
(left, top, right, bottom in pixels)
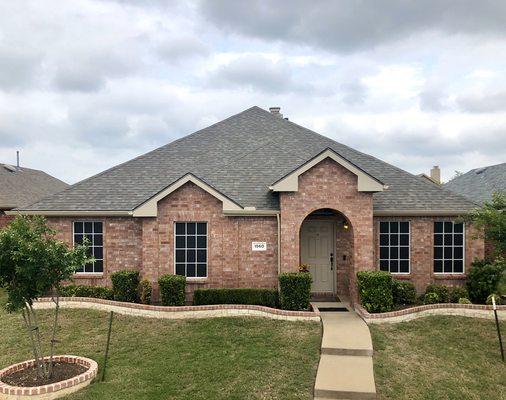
left=314, top=354, right=376, bottom=400
left=321, top=347, right=373, bottom=357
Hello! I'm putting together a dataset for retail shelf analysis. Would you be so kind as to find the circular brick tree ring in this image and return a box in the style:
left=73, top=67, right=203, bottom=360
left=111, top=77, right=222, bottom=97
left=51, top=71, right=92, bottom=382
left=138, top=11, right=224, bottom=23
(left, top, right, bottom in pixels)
left=0, top=355, right=97, bottom=399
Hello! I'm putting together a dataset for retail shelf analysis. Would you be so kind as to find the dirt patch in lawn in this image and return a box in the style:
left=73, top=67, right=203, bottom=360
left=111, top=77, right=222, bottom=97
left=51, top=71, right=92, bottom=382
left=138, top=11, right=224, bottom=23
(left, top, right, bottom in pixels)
left=1, top=362, right=87, bottom=387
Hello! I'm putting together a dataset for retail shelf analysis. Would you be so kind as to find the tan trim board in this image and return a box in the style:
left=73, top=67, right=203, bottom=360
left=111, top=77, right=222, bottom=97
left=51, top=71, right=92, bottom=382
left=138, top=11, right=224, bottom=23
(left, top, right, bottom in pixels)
left=270, top=148, right=385, bottom=192
left=5, top=210, right=133, bottom=216
left=223, top=209, right=280, bottom=216
left=374, top=209, right=472, bottom=216
left=132, top=173, right=242, bottom=217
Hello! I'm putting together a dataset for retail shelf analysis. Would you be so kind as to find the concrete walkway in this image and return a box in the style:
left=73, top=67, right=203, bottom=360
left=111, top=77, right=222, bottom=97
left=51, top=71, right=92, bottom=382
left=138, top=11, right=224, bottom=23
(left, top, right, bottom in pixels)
left=312, top=301, right=376, bottom=400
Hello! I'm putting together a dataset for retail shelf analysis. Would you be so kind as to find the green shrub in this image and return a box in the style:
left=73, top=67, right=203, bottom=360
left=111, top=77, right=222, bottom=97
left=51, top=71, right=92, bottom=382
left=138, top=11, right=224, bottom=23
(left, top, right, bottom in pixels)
left=486, top=294, right=503, bottom=305
left=423, top=292, right=439, bottom=304
left=111, top=270, right=140, bottom=303
left=357, top=271, right=393, bottom=313
left=449, top=286, right=469, bottom=303
left=58, top=284, right=113, bottom=300
left=138, top=279, right=152, bottom=305
left=158, top=274, right=186, bottom=306
left=278, top=272, right=312, bottom=310
left=193, top=288, right=279, bottom=308
left=425, top=284, right=450, bottom=303
left=392, top=280, right=416, bottom=305
left=467, top=258, right=506, bottom=303
left=458, top=297, right=472, bottom=304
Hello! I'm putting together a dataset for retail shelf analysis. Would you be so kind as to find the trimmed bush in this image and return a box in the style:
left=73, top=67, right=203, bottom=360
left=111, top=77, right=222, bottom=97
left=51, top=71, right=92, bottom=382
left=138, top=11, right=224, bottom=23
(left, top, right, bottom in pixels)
left=467, top=258, right=506, bottom=303
left=58, top=284, right=113, bottom=300
left=158, top=274, right=186, bottom=306
left=357, top=271, right=393, bottom=313
left=138, top=279, right=152, bottom=305
left=449, top=286, right=469, bottom=303
left=486, top=294, right=503, bottom=305
left=458, top=297, right=472, bottom=304
left=111, top=270, right=140, bottom=303
left=423, top=292, right=439, bottom=304
left=193, top=288, right=279, bottom=308
left=392, top=280, right=416, bottom=305
left=425, top=284, right=450, bottom=303
left=278, top=272, right=312, bottom=310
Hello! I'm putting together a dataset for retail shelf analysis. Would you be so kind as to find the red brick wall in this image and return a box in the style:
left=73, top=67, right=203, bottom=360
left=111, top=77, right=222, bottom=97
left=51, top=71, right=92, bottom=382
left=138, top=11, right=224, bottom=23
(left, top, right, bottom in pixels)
left=280, top=158, right=375, bottom=302
left=373, top=217, right=485, bottom=293
left=0, top=212, right=14, bottom=229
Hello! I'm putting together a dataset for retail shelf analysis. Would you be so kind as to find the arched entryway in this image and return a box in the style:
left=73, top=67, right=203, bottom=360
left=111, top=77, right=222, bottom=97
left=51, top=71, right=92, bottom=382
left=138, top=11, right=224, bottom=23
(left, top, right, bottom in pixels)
left=299, top=208, right=354, bottom=300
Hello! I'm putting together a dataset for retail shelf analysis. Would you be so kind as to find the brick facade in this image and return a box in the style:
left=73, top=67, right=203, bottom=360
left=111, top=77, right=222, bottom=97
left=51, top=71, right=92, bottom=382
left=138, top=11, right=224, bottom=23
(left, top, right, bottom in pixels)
left=41, top=157, right=485, bottom=304
left=0, top=212, right=14, bottom=229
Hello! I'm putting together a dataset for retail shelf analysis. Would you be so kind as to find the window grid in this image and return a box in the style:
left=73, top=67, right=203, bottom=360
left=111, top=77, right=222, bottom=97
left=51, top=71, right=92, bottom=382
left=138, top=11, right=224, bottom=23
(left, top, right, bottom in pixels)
left=434, top=221, right=465, bottom=274
left=379, top=221, right=410, bottom=274
left=73, top=221, right=103, bottom=274
left=174, top=222, right=207, bottom=278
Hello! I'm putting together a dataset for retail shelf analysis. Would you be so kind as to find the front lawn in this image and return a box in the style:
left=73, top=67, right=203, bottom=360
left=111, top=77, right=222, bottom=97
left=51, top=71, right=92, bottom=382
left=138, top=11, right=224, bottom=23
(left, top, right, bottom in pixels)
left=0, top=290, right=321, bottom=399
left=370, top=316, right=506, bottom=400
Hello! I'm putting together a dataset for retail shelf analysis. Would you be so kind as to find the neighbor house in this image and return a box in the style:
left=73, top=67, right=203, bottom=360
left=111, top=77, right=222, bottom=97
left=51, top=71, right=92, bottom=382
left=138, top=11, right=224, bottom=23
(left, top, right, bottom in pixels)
left=9, top=107, right=484, bottom=302
left=445, top=162, right=506, bottom=258
left=0, top=161, right=68, bottom=229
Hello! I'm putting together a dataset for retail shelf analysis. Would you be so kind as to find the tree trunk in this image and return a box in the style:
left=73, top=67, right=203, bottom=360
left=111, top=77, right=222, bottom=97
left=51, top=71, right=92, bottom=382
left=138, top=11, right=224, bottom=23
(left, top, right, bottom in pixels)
left=48, top=290, right=60, bottom=378
left=28, top=303, right=48, bottom=378
left=22, top=305, right=46, bottom=379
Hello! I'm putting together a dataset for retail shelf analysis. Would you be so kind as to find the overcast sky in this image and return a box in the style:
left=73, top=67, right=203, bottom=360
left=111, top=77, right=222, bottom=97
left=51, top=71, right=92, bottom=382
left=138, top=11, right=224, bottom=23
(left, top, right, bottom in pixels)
left=1, top=0, right=505, bottom=184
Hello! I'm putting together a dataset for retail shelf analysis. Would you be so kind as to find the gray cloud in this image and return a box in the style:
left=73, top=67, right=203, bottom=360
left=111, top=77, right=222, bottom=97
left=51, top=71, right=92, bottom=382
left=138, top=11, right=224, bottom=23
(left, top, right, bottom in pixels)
left=340, top=81, right=368, bottom=105
left=456, top=91, right=506, bottom=113
left=200, top=0, right=506, bottom=53
left=0, top=46, right=43, bottom=90
left=156, top=37, right=209, bottom=63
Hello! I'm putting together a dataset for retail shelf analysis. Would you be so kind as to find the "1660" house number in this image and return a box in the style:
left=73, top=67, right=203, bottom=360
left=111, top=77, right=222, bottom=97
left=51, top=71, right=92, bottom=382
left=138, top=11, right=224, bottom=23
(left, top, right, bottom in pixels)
left=252, top=242, right=267, bottom=251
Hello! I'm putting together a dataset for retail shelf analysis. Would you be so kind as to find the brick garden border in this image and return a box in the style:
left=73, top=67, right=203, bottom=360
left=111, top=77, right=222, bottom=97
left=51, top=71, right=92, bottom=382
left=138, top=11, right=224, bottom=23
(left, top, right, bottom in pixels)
left=354, top=303, right=506, bottom=324
left=34, top=297, right=321, bottom=322
left=0, top=355, right=97, bottom=400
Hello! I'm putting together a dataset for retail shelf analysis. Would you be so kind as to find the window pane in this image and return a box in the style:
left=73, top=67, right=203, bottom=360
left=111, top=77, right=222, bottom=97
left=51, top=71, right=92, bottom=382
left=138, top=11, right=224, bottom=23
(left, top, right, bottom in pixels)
left=444, top=247, right=453, bottom=259
left=454, top=223, right=463, bottom=233
left=454, top=247, right=463, bottom=259
left=94, top=260, right=103, bottom=273
left=390, top=234, right=399, bottom=245
left=197, top=235, right=207, bottom=248
left=444, top=222, right=453, bottom=233
left=390, top=247, right=398, bottom=259
left=390, top=260, right=399, bottom=273
left=400, top=260, right=409, bottom=273
left=187, top=223, right=196, bottom=234
left=175, top=264, right=185, bottom=276
left=175, top=223, right=185, bottom=235
left=75, top=234, right=83, bottom=245
left=186, top=235, right=196, bottom=248
left=379, top=234, right=389, bottom=246
left=400, top=234, right=409, bottom=246
left=400, top=222, right=409, bottom=233
left=74, top=222, right=83, bottom=234
left=454, top=260, right=463, bottom=273
left=84, top=222, right=93, bottom=233
left=94, top=222, right=103, bottom=234
left=94, top=235, right=103, bottom=246
left=75, top=265, right=84, bottom=273
left=444, top=260, right=452, bottom=273
left=197, top=223, right=206, bottom=234
left=197, top=249, right=206, bottom=262
left=444, top=234, right=453, bottom=245
left=434, top=246, right=443, bottom=259
left=379, top=222, right=389, bottom=233
left=186, top=250, right=196, bottom=263
left=175, top=236, right=185, bottom=248
left=434, top=234, right=443, bottom=245
left=380, top=247, right=389, bottom=259
left=84, top=263, right=94, bottom=273
left=434, top=222, right=443, bottom=233
left=390, top=222, right=398, bottom=233
left=94, top=246, right=103, bottom=260
left=379, top=260, right=389, bottom=271
left=434, top=260, right=443, bottom=273
left=186, top=263, right=196, bottom=277
left=400, top=246, right=409, bottom=259
left=454, top=234, right=463, bottom=246
left=86, top=234, right=93, bottom=244
left=176, top=250, right=185, bottom=263
left=197, top=264, right=206, bottom=277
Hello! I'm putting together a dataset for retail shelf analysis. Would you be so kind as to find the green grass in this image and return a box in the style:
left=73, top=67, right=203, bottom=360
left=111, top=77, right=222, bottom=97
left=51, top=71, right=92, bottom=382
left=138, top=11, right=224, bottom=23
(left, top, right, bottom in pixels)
left=370, top=316, right=506, bottom=400
left=0, top=290, right=320, bottom=399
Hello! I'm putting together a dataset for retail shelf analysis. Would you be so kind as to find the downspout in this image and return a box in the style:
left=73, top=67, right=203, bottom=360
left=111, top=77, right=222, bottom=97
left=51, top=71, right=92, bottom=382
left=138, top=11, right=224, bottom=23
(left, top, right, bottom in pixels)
left=276, top=213, right=281, bottom=288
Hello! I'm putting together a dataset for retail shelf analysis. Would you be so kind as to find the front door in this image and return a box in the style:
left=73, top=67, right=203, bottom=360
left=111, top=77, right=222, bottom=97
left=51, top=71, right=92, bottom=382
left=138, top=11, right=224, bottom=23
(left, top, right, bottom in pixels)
left=300, top=220, right=335, bottom=293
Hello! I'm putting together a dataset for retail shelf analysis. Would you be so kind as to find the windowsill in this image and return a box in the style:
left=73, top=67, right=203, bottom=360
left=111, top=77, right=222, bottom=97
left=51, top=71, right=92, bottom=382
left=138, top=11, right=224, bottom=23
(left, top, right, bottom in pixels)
left=73, top=273, right=104, bottom=279
left=185, top=278, right=208, bottom=284
left=433, top=274, right=466, bottom=280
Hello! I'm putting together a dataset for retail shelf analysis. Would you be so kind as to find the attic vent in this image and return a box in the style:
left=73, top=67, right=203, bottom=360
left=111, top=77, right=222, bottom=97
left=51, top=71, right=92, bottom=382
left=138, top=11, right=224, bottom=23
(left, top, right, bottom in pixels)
left=3, top=164, right=16, bottom=173
left=475, top=167, right=487, bottom=175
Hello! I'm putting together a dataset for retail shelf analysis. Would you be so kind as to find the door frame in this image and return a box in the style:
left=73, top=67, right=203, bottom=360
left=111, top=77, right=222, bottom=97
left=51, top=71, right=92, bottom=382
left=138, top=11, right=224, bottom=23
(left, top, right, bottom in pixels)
left=300, top=219, right=337, bottom=294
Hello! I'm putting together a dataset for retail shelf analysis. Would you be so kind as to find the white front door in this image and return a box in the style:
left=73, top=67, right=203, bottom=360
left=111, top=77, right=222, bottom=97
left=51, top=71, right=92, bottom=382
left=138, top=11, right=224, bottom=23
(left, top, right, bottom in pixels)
left=300, top=220, right=335, bottom=292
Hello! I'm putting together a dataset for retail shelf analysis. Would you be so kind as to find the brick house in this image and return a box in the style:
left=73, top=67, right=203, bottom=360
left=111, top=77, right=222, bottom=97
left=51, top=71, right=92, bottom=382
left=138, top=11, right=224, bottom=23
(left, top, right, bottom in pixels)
left=10, top=107, right=484, bottom=302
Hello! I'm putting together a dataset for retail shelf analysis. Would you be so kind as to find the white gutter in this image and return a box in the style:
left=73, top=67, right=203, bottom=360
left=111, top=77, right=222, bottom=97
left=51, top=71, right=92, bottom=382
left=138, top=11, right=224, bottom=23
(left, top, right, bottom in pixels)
left=373, top=209, right=473, bottom=217
left=5, top=210, right=134, bottom=217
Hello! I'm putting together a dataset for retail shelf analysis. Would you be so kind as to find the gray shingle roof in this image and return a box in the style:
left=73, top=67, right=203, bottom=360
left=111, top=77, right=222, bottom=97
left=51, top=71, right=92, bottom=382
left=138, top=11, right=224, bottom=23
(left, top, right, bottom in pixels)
left=444, top=162, right=506, bottom=204
left=0, top=164, right=68, bottom=209
left=21, top=106, right=477, bottom=213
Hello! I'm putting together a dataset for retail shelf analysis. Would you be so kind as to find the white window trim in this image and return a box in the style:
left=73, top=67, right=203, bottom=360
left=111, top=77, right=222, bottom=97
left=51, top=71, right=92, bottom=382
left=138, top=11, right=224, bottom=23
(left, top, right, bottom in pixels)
left=72, top=221, right=104, bottom=274
left=433, top=221, right=466, bottom=275
left=379, top=221, right=411, bottom=275
left=173, top=222, right=208, bottom=279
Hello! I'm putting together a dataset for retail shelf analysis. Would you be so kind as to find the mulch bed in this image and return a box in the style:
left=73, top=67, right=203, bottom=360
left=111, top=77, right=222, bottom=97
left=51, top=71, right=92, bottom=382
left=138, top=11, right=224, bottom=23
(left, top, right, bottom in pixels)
left=1, top=362, right=87, bottom=387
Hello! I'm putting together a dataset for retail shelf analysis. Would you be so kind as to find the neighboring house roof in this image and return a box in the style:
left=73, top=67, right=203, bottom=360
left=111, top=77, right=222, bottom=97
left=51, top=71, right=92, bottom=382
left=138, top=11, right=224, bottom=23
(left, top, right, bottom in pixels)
left=19, top=106, right=477, bottom=215
left=444, top=162, right=506, bottom=204
left=0, top=164, right=68, bottom=210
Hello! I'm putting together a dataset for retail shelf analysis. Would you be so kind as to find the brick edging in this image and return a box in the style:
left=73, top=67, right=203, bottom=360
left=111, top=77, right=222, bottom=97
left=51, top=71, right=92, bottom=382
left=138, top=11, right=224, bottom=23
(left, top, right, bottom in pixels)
left=354, top=303, right=506, bottom=324
left=34, top=297, right=320, bottom=321
left=0, top=355, right=97, bottom=398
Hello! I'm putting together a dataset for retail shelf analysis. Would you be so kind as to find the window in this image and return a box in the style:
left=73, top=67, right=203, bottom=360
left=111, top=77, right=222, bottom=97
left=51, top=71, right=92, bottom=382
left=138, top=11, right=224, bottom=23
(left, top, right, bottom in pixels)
left=379, top=221, right=410, bottom=274
left=434, top=221, right=464, bottom=273
left=174, top=222, right=207, bottom=278
left=73, top=221, right=103, bottom=273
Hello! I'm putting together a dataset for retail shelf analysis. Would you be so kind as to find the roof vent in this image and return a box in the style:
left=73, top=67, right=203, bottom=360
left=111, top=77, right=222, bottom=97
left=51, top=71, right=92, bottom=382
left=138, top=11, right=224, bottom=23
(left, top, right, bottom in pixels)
left=475, top=167, right=487, bottom=175
left=3, top=164, right=16, bottom=173
left=269, top=107, right=283, bottom=118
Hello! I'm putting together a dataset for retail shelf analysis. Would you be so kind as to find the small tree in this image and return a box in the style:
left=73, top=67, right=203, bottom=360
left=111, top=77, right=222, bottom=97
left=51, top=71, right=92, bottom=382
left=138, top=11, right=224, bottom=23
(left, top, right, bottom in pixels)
left=464, top=192, right=506, bottom=258
left=0, top=216, right=90, bottom=379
